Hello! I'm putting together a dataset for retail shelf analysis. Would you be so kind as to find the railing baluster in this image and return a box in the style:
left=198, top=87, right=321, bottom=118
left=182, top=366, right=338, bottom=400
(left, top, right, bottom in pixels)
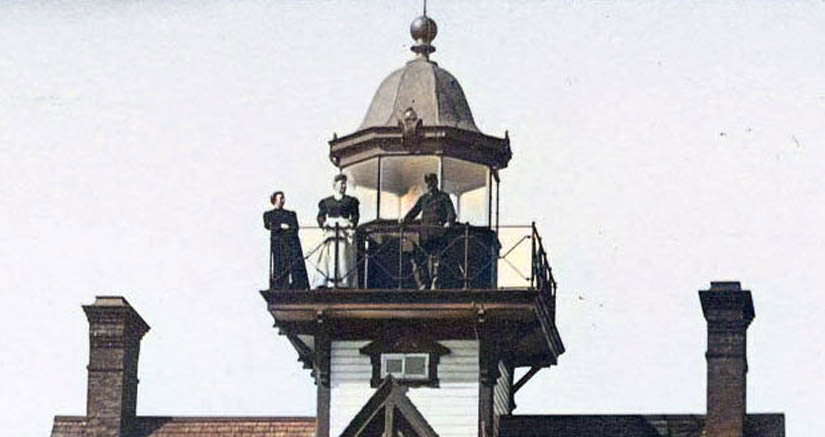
left=269, top=244, right=274, bottom=289
left=530, top=222, right=536, bottom=289
left=463, top=224, right=470, bottom=289
left=398, top=223, right=404, bottom=290
left=333, top=223, right=340, bottom=289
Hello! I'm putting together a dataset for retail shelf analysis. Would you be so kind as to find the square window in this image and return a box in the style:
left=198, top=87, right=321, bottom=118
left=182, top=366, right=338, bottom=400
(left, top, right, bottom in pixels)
left=362, top=339, right=450, bottom=388
left=381, top=353, right=429, bottom=380
left=381, top=354, right=405, bottom=378
left=385, top=358, right=403, bottom=375
left=404, top=355, right=428, bottom=378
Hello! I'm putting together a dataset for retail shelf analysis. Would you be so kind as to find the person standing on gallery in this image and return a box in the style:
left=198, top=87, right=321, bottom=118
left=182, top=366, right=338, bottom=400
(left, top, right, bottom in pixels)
left=263, top=191, right=309, bottom=289
left=402, top=173, right=456, bottom=289
left=313, top=174, right=360, bottom=288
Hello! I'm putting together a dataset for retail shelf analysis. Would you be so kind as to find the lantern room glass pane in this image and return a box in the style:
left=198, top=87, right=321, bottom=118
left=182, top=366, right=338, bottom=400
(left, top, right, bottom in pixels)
left=442, top=157, right=490, bottom=226
left=342, top=158, right=379, bottom=222
left=379, top=156, right=440, bottom=220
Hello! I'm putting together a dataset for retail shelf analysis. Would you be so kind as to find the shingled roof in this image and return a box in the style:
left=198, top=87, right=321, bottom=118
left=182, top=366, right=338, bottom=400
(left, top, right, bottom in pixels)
left=498, top=414, right=785, bottom=437
left=51, top=416, right=315, bottom=437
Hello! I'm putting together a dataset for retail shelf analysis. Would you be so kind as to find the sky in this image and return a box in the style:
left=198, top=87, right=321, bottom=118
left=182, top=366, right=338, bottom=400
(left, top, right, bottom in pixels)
left=0, top=1, right=822, bottom=435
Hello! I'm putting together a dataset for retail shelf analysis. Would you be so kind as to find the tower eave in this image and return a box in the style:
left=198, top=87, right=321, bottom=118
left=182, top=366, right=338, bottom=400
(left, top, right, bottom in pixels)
left=260, top=288, right=563, bottom=369
left=328, top=125, right=511, bottom=169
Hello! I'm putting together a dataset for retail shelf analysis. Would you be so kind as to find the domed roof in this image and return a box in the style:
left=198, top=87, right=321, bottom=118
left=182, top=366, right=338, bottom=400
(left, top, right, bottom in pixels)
left=358, top=58, right=480, bottom=133
left=330, top=13, right=510, bottom=171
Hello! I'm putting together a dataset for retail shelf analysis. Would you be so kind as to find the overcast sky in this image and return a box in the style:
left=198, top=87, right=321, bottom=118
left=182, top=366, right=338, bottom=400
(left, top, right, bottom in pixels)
left=1, top=1, right=822, bottom=435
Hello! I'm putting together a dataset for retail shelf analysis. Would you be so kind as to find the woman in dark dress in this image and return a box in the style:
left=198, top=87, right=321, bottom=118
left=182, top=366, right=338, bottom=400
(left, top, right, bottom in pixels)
left=263, top=191, right=308, bottom=289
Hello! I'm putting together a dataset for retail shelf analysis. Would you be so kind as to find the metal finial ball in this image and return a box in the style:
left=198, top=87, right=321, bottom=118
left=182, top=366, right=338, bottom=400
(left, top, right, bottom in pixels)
left=410, top=15, right=437, bottom=44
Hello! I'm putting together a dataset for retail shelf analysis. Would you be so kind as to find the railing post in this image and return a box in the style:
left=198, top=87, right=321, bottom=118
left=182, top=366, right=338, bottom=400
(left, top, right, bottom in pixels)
left=495, top=175, right=500, bottom=236
left=489, top=229, right=496, bottom=289
left=530, top=222, right=536, bottom=289
left=269, top=242, right=274, bottom=289
left=398, top=222, right=404, bottom=290
left=540, top=246, right=546, bottom=291
left=333, top=223, right=340, bottom=289
left=463, top=224, right=470, bottom=289
left=359, top=229, right=367, bottom=289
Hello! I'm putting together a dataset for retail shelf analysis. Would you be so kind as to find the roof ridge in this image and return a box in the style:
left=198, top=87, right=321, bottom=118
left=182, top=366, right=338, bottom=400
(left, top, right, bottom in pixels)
left=135, top=416, right=316, bottom=422
left=382, top=62, right=413, bottom=127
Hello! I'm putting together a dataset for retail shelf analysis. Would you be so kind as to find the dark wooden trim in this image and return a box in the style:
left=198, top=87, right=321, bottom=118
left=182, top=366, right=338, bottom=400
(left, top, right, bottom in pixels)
left=285, top=334, right=313, bottom=369
left=360, top=336, right=451, bottom=356
left=391, top=390, right=439, bottom=437
left=533, top=294, right=566, bottom=358
left=478, top=312, right=499, bottom=437
left=328, top=125, right=511, bottom=170
left=262, top=286, right=566, bottom=379
left=487, top=167, right=493, bottom=228
left=360, top=336, right=451, bottom=388
left=340, top=377, right=439, bottom=437
left=340, top=377, right=395, bottom=437
left=281, top=319, right=480, bottom=339
left=513, top=366, right=541, bottom=394
left=375, top=157, right=382, bottom=221
left=314, top=319, right=331, bottom=437
left=384, top=402, right=395, bottom=433
left=506, top=361, right=517, bottom=413
left=479, top=381, right=495, bottom=437
left=262, top=288, right=540, bottom=305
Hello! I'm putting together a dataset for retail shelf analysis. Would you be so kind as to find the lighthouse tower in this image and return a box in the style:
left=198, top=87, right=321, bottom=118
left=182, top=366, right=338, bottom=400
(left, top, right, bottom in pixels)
left=262, top=12, right=564, bottom=437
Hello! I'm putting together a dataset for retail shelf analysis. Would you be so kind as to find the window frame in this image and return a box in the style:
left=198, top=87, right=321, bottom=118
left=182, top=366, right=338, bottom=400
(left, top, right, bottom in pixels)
left=380, top=352, right=430, bottom=380
left=360, top=337, right=450, bottom=388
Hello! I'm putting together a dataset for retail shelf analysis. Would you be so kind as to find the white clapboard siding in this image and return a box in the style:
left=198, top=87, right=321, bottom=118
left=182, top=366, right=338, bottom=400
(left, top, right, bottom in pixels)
left=493, top=361, right=512, bottom=417
left=329, top=340, right=479, bottom=437
left=492, top=361, right=513, bottom=437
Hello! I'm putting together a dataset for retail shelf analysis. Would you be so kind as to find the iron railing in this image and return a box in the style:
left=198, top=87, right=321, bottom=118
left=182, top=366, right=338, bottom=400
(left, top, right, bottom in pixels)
left=530, top=222, right=557, bottom=320
left=268, top=222, right=556, bottom=298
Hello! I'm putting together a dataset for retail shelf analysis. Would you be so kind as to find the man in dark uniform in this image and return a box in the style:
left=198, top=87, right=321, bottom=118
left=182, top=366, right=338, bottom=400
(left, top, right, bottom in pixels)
left=263, top=191, right=309, bottom=289
left=402, top=173, right=456, bottom=289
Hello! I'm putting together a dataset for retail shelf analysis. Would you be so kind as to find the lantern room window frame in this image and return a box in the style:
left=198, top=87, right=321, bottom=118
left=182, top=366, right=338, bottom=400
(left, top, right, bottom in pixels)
left=342, top=155, right=499, bottom=229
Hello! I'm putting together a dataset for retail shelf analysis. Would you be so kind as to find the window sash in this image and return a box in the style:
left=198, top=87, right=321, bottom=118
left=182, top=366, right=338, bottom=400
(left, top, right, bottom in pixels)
left=381, top=353, right=430, bottom=380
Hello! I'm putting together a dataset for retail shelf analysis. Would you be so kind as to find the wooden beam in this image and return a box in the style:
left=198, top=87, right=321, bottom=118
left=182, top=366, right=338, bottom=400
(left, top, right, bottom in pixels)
left=383, top=403, right=395, bottom=437
left=315, top=316, right=331, bottom=437
left=513, top=366, right=541, bottom=394
left=477, top=311, right=498, bottom=437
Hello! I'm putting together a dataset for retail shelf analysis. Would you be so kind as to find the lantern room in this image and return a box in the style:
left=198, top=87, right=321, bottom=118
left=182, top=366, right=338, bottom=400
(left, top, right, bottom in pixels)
left=329, top=14, right=511, bottom=228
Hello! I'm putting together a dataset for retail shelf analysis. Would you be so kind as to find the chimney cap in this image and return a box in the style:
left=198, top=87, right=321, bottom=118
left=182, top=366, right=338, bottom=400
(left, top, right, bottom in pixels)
left=709, top=281, right=742, bottom=292
left=83, top=295, right=150, bottom=337
left=699, top=281, right=755, bottom=323
left=89, top=295, right=135, bottom=307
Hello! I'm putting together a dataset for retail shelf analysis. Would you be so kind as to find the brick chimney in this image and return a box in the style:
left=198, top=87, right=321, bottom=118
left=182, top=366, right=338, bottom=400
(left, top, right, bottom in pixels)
left=699, top=282, right=755, bottom=437
left=83, top=296, right=150, bottom=437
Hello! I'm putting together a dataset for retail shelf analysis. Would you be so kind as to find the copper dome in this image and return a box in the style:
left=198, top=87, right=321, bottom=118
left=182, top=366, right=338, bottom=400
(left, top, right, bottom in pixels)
left=358, top=58, right=480, bottom=133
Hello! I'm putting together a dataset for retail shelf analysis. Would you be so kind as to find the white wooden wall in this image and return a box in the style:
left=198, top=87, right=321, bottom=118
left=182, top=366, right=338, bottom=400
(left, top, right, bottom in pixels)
left=493, top=361, right=512, bottom=416
left=493, top=361, right=513, bottom=436
left=329, top=340, right=480, bottom=437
